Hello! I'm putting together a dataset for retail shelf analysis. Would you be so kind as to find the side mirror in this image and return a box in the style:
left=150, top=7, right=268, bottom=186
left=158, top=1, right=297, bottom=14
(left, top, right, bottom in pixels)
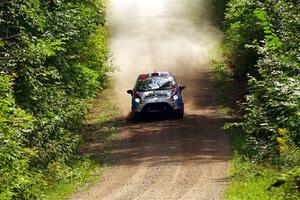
left=179, top=84, right=185, bottom=90
left=127, top=89, right=133, bottom=95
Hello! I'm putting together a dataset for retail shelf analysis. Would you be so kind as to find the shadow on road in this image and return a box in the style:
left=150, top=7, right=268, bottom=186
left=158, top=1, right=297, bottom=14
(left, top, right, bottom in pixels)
left=85, top=112, right=230, bottom=168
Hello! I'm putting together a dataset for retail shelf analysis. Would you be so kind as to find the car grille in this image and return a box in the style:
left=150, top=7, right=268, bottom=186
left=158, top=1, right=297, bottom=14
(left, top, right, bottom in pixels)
left=142, top=103, right=172, bottom=112
left=144, top=95, right=168, bottom=100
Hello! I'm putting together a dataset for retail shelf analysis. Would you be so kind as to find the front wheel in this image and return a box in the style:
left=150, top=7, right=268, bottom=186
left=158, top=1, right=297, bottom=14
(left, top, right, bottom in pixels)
left=132, top=112, right=142, bottom=121
left=176, top=104, right=184, bottom=119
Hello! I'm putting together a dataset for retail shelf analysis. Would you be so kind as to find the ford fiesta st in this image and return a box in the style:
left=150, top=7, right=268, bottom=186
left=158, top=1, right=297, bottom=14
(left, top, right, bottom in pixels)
left=127, top=72, right=185, bottom=120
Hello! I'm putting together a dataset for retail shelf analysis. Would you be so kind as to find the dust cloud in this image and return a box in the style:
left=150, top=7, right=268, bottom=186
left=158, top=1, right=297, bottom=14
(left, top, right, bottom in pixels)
left=107, top=0, right=221, bottom=115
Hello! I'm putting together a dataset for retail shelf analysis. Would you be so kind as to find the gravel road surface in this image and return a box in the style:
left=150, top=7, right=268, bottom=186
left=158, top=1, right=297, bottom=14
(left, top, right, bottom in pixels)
left=72, top=0, right=230, bottom=199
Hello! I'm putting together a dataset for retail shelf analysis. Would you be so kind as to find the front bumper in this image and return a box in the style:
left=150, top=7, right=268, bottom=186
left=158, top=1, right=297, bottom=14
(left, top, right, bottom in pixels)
left=132, top=98, right=182, bottom=113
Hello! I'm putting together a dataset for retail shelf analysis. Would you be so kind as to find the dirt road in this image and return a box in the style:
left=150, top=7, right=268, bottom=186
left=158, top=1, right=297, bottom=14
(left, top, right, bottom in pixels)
left=73, top=0, right=230, bottom=199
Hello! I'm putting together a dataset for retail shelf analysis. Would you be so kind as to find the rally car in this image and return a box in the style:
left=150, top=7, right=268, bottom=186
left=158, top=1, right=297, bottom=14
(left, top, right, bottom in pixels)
left=127, top=72, right=185, bottom=120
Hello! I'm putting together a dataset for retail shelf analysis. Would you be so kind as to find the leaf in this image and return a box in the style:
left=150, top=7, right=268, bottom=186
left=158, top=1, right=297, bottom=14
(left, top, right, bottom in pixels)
left=254, top=10, right=268, bottom=21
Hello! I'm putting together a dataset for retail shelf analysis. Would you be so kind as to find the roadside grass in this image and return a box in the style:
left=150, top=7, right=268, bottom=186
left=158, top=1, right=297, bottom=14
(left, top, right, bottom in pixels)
left=224, top=127, right=299, bottom=200
left=44, top=86, right=119, bottom=199
left=210, top=61, right=284, bottom=200
left=223, top=128, right=280, bottom=200
left=44, top=158, right=106, bottom=200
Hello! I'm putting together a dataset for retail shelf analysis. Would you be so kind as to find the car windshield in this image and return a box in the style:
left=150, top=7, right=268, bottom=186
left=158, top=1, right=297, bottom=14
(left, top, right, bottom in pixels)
left=136, top=76, right=176, bottom=92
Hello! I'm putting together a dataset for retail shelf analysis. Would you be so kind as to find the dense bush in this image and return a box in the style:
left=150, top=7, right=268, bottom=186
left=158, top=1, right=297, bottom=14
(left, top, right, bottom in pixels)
left=223, top=0, right=264, bottom=77
left=223, top=0, right=299, bottom=196
left=269, top=167, right=300, bottom=199
left=224, top=0, right=299, bottom=163
left=1, top=0, right=110, bottom=198
left=211, top=0, right=230, bottom=26
left=0, top=74, right=39, bottom=199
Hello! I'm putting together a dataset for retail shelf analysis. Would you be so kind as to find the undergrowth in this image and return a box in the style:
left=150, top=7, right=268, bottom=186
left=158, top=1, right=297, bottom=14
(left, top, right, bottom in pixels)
left=44, top=87, right=119, bottom=199
left=210, top=0, right=300, bottom=198
left=1, top=0, right=112, bottom=198
left=211, top=61, right=299, bottom=200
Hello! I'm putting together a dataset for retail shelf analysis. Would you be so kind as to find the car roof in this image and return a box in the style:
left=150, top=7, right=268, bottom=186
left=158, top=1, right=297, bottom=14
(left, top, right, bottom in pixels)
left=138, top=72, right=173, bottom=80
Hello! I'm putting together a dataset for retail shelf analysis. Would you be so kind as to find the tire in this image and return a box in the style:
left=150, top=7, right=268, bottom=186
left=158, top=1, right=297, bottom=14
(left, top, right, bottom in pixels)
left=177, top=110, right=184, bottom=119
left=132, top=112, right=142, bottom=121
left=176, top=104, right=184, bottom=119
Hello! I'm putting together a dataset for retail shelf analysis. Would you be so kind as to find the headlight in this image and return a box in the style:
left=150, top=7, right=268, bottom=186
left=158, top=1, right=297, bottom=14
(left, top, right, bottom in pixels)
left=134, top=98, right=141, bottom=103
left=171, top=94, right=179, bottom=101
left=173, top=95, right=179, bottom=100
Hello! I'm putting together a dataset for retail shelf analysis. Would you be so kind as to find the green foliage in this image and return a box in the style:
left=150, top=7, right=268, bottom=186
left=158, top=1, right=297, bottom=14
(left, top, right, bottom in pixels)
left=44, top=158, right=104, bottom=200
left=211, top=60, right=234, bottom=105
left=223, top=0, right=300, bottom=197
left=223, top=124, right=300, bottom=200
left=0, top=74, right=40, bottom=199
left=211, top=0, right=230, bottom=26
left=224, top=0, right=300, bottom=162
left=223, top=128, right=280, bottom=200
left=241, top=1, right=299, bottom=164
left=1, top=0, right=110, bottom=198
left=44, top=86, right=119, bottom=199
left=223, top=0, right=263, bottom=76
left=269, top=167, right=300, bottom=200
